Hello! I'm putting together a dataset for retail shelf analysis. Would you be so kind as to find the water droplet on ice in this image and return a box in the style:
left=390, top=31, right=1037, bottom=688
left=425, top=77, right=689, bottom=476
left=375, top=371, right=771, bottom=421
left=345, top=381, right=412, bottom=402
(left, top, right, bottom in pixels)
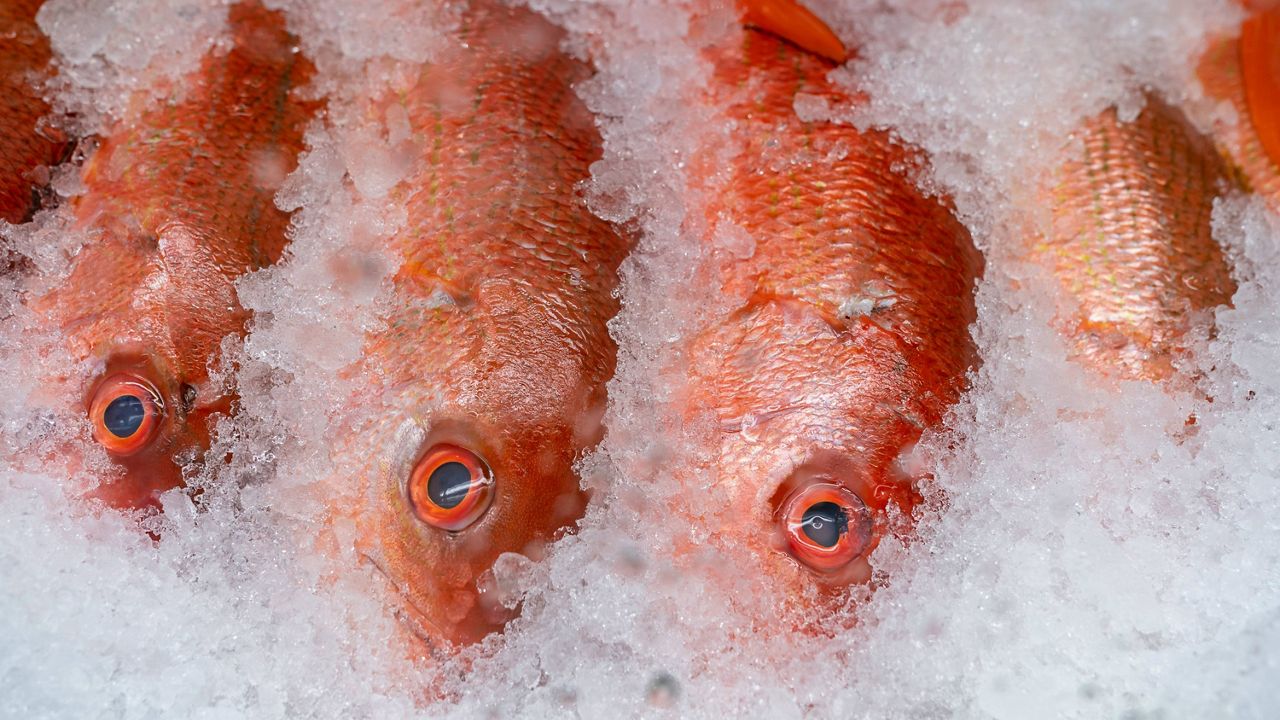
left=646, top=672, right=680, bottom=708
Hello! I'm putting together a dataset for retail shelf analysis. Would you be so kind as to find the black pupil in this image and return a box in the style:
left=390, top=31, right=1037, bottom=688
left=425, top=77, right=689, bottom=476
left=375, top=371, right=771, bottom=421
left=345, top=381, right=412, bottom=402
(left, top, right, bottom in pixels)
left=427, top=461, right=474, bottom=509
left=801, top=501, right=849, bottom=548
left=103, top=395, right=146, bottom=439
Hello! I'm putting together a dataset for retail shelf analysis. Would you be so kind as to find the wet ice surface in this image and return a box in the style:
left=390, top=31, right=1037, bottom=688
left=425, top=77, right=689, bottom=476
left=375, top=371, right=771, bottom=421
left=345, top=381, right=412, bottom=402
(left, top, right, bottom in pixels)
left=36, top=0, right=233, bottom=132
left=3, top=0, right=1280, bottom=717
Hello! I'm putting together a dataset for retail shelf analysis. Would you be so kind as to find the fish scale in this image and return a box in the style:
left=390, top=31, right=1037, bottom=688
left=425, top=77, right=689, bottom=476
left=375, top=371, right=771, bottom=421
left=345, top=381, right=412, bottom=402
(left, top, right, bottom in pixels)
left=34, top=1, right=318, bottom=509
left=0, top=0, right=65, bottom=225
left=1200, top=19, right=1280, bottom=207
left=1030, top=96, right=1238, bottom=383
left=59, top=6, right=316, bottom=380
left=334, top=2, right=630, bottom=649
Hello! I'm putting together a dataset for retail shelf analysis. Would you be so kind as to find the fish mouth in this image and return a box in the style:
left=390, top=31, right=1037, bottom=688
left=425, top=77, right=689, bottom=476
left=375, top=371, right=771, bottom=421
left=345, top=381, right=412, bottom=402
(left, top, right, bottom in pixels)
left=357, top=549, right=448, bottom=658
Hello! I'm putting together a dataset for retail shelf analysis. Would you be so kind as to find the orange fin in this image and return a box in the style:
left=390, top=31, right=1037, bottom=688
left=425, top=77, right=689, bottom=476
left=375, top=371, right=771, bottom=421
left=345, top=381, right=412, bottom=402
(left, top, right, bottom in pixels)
left=1242, top=5, right=1280, bottom=169
left=737, top=0, right=848, bottom=63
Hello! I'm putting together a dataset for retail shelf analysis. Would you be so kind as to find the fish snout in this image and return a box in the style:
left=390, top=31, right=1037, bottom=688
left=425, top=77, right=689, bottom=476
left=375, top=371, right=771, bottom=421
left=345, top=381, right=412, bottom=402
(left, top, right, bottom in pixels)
left=369, top=414, right=590, bottom=647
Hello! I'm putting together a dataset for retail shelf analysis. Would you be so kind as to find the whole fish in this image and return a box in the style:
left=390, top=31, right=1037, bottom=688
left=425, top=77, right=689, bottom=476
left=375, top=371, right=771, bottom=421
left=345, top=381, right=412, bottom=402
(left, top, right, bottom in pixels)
left=34, top=2, right=317, bottom=510
left=1025, top=96, right=1238, bottom=383
left=333, top=2, right=629, bottom=649
left=0, top=0, right=65, bottom=225
left=679, top=22, right=980, bottom=596
left=1200, top=4, right=1280, bottom=207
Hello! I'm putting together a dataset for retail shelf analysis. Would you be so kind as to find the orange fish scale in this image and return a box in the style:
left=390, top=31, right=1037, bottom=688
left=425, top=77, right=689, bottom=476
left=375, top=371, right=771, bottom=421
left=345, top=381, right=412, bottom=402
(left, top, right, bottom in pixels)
left=0, top=0, right=65, bottom=225
left=1032, top=96, right=1237, bottom=382
left=1200, top=30, right=1280, bottom=206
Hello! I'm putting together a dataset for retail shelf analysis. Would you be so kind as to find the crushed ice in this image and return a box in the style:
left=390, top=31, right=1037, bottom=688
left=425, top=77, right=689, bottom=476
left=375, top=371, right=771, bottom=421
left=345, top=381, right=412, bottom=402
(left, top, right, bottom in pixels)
left=3, top=0, right=1279, bottom=717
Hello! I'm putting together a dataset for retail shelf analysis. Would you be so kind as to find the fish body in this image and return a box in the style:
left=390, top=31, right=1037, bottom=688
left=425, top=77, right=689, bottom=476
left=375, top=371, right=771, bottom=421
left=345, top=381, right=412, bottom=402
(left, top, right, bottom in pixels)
left=36, top=2, right=316, bottom=509
left=0, top=0, right=65, bottom=225
left=1029, top=97, right=1238, bottom=383
left=1241, top=5, right=1280, bottom=181
left=1200, top=7, right=1280, bottom=207
left=681, top=29, right=979, bottom=596
left=337, top=3, right=628, bottom=648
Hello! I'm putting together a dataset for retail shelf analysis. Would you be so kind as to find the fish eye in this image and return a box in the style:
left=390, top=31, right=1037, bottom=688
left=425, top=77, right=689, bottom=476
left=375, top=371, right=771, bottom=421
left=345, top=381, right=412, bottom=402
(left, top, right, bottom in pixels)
left=407, top=444, right=494, bottom=532
left=88, top=373, right=165, bottom=456
left=779, top=483, right=873, bottom=572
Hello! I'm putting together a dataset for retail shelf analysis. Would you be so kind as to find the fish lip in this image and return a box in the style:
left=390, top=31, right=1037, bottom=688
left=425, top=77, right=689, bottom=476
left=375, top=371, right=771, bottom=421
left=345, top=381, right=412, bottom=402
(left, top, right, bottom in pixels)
left=357, top=549, right=449, bottom=657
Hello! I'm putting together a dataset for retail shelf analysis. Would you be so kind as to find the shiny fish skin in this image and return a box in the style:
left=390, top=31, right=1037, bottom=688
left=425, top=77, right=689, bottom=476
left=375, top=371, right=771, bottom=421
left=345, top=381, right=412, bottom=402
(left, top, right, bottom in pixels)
left=1200, top=21, right=1280, bottom=207
left=1240, top=5, right=1280, bottom=185
left=680, top=29, right=980, bottom=599
left=1029, top=96, right=1238, bottom=383
left=337, top=2, right=630, bottom=649
left=0, top=0, right=65, bottom=225
left=35, top=2, right=317, bottom=509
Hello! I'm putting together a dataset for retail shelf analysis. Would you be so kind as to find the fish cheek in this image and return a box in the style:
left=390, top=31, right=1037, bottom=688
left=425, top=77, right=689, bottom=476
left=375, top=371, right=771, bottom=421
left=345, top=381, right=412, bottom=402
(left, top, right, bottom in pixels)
left=375, top=420, right=582, bottom=644
left=376, top=471, right=484, bottom=640
left=378, top=484, right=552, bottom=643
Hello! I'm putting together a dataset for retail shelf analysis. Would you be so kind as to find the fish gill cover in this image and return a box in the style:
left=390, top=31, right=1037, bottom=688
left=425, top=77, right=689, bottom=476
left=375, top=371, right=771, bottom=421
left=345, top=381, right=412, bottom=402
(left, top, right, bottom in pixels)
left=1, top=0, right=1279, bottom=718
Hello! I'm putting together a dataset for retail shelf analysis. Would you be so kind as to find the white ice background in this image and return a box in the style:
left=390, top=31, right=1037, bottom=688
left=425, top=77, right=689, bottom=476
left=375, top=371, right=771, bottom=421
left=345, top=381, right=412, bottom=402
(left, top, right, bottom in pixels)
left=2, top=0, right=1279, bottom=718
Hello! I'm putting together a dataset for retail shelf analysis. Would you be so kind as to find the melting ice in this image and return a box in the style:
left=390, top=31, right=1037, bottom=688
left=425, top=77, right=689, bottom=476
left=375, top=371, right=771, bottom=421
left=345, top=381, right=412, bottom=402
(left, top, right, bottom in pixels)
left=3, top=0, right=1280, bottom=718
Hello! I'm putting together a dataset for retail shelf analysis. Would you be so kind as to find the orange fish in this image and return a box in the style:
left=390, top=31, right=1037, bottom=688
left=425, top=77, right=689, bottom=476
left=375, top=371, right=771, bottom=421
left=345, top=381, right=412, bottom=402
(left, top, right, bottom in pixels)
left=332, top=2, right=629, bottom=649
left=1024, top=96, right=1239, bottom=383
left=1201, top=3, right=1280, bottom=207
left=0, top=0, right=66, bottom=225
left=1241, top=2, right=1280, bottom=179
left=678, top=15, right=980, bottom=597
left=33, top=2, right=317, bottom=510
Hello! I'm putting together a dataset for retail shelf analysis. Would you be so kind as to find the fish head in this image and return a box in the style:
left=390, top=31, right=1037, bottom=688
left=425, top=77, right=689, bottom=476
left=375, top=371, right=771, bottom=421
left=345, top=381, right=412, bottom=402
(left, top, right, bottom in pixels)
left=40, top=218, right=248, bottom=510
left=347, top=273, right=611, bottom=649
left=76, top=349, right=222, bottom=511
left=687, top=295, right=931, bottom=608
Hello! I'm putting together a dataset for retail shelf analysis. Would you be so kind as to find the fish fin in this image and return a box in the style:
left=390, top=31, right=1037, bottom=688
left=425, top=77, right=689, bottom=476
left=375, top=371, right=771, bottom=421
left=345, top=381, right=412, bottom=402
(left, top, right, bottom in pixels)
left=1242, top=5, right=1280, bottom=169
left=737, top=0, right=847, bottom=63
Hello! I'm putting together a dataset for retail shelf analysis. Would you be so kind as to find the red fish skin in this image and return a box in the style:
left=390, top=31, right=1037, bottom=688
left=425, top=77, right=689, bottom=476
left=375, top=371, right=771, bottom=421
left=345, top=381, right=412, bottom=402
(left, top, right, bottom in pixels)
left=1200, top=18, right=1280, bottom=208
left=31, top=2, right=318, bottom=510
left=1239, top=5, right=1280, bottom=180
left=1027, top=97, right=1239, bottom=384
left=0, top=0, right=65, bottom=225
left=679, top=29, right=980, bottom=606
left=331, top=3, right=630, bottom=649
